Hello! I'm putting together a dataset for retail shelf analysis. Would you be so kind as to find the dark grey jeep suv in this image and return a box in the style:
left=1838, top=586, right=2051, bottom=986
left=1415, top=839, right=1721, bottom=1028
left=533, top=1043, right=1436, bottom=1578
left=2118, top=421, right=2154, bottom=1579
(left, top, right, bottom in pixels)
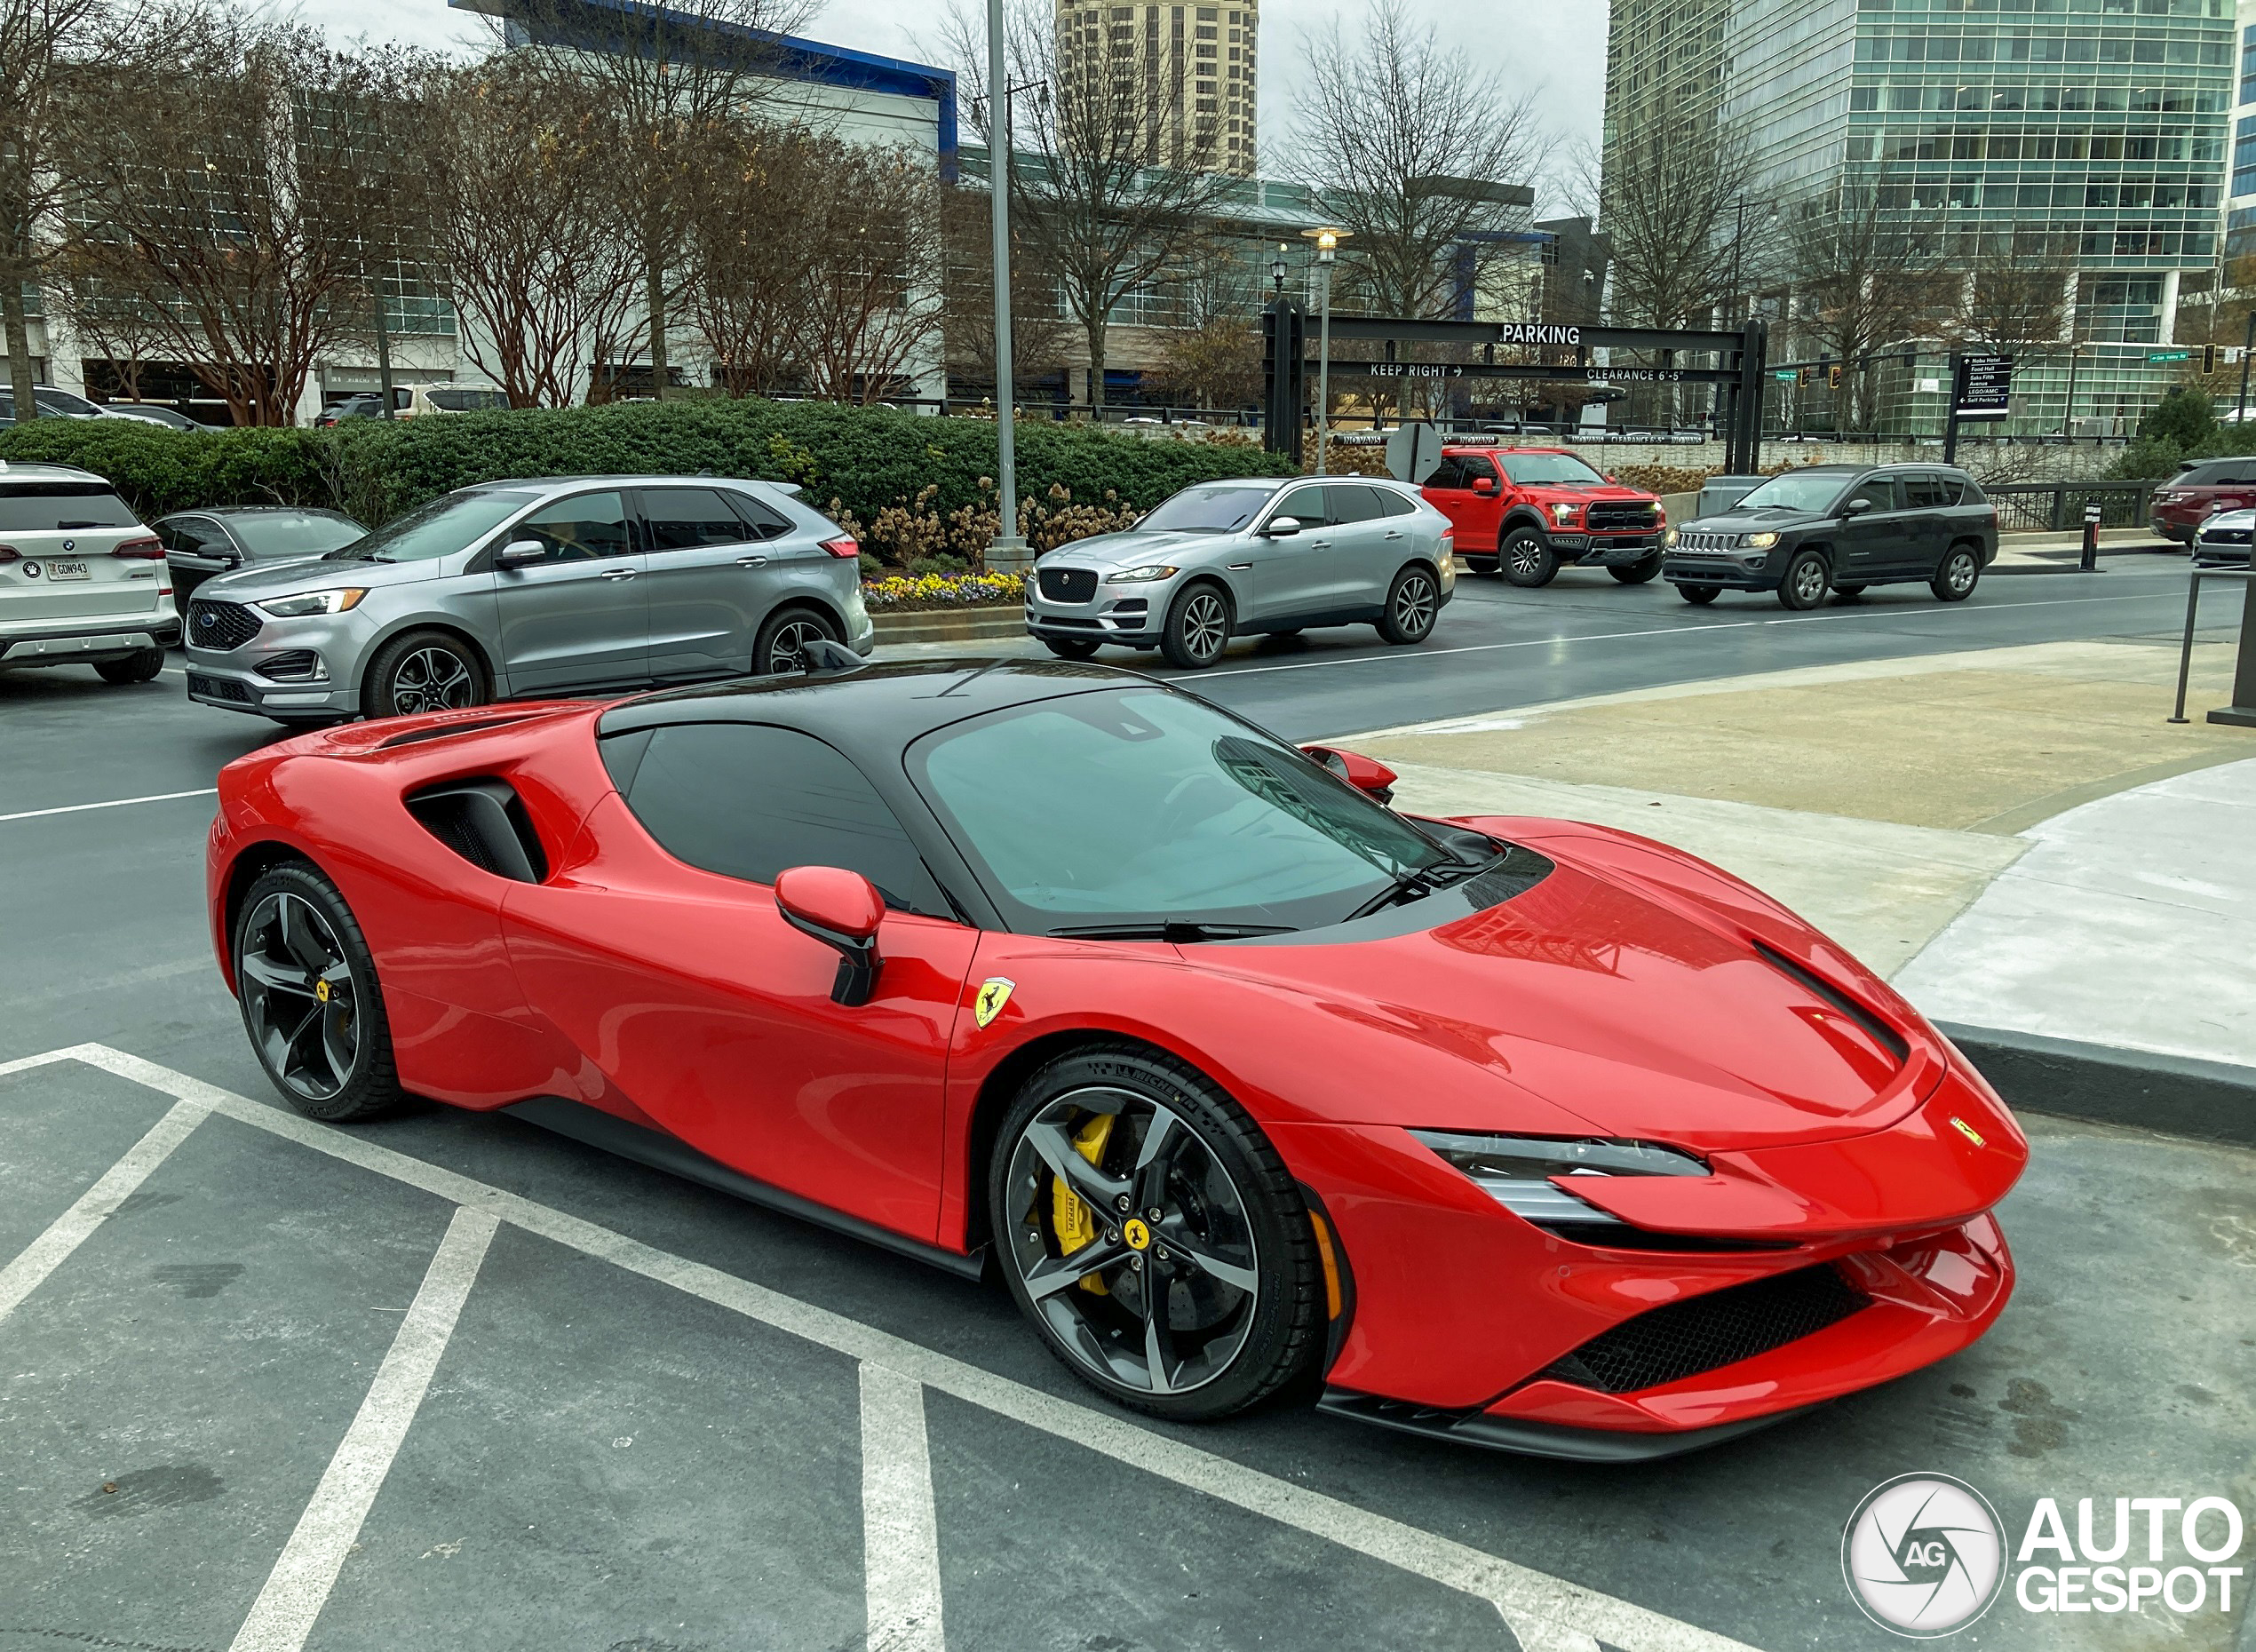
left=1662, top=464, right=1998, bottom=610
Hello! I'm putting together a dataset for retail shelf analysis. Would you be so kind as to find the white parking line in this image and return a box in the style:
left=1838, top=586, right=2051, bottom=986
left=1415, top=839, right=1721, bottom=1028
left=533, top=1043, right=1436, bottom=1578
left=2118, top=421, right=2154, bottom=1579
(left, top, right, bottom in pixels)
left=9, top=1044, right=1764, bottom=1652
left=0, top=1097, right=209, bottom=1323
left=861, top=1362, right=947, bottom=1652
left=0, top=787, right=216, bottom=824
left=229, top=1205, right=498, bottom=1652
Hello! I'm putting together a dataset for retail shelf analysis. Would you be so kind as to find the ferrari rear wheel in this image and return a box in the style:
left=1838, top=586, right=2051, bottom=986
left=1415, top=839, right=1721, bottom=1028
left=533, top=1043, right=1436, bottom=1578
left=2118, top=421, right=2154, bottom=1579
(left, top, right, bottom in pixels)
left=233, top=862, right=404, bottom=1122
left=989, top=1045, right=1323, bottom=1421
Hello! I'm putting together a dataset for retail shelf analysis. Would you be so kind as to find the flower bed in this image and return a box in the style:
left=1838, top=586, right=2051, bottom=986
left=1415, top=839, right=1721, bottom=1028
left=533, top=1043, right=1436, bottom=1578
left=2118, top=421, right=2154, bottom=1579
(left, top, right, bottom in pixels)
left=861, top=571, right=1026, bottom=613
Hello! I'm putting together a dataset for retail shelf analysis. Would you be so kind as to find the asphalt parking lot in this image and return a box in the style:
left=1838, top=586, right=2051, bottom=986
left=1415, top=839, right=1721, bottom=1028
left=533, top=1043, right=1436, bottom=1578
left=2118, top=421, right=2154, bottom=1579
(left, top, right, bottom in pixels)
left=4, top=569, right=2253, bottom=1652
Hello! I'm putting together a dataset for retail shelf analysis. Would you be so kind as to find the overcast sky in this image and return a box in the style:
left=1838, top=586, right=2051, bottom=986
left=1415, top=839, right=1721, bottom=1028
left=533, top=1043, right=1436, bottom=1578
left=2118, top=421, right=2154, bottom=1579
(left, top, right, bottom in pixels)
left=293, top=0, right=1605, bottom=204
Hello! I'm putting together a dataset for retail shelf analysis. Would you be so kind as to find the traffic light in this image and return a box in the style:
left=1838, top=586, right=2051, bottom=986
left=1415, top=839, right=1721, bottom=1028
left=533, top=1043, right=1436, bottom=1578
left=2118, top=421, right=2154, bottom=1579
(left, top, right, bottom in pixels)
left=1828, top=363, right=1843, bottom=390
left=2203, top=345, right=2218, bottom=374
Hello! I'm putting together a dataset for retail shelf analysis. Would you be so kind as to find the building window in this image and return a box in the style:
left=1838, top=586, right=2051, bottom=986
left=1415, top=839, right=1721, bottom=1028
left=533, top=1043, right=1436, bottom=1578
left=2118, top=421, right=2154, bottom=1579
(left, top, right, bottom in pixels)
left=2235, top=115, right=2256, bottom=197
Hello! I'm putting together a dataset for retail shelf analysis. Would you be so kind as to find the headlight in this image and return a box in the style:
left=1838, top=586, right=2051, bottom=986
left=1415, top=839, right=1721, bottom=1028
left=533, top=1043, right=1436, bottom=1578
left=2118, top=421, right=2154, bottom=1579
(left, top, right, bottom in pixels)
left=1662, top=525, right=1679, bottom=548
left=1106, top=565, right=1179, bottom=584
left=1409, top=1130, right=1706, bottom=1229
left=1742, top=532, right=1780, bottom=550
left=1549, top=503, right=1580, bottom=524
left=254, top=588, right=367, bottom=617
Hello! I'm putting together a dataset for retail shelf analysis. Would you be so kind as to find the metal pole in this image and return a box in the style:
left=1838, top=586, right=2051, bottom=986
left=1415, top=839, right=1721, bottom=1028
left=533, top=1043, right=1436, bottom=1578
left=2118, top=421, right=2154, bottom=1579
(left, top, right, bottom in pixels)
left=2171, top=568, right=2204, bottom=722
left=1942, top=354, right=1964, bottom=466
left=984, top=0, right=1026, bottom=573
left=2238, top=311, right=2254, bottom=427
left=1315, top=255, right=1333, bottom=475
left=374, top=284, right=394, bottom=421
left=2061, top=343, right=2079, bottom=439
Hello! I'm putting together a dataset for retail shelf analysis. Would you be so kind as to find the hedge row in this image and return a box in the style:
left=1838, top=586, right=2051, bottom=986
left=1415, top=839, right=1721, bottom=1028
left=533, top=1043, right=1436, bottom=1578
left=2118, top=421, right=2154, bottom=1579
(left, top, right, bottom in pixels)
left=0, top=400, right=1298, bottom=531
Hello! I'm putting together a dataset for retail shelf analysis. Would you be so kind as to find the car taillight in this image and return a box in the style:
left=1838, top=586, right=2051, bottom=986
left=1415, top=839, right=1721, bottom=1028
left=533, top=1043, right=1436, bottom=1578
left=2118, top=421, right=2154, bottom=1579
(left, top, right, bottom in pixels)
left=1440, top=530, right=1454, bottom=553
left=0, top=544, right=18, bottom=562
left=820, top=535, right=861, bottom=559
left=111, top=536, right=164, bottom=560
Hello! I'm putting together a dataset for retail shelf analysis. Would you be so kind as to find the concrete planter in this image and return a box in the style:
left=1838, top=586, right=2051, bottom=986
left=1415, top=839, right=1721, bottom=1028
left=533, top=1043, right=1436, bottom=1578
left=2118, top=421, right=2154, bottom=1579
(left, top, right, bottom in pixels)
left=871, top=606, right=1026, bottom=646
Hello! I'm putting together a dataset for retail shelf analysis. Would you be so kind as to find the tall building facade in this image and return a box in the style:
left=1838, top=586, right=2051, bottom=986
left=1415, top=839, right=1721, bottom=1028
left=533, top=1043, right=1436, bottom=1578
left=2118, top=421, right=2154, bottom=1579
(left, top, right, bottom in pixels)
left=1053, top=2, right=1259, bottom=176
left=2226, top=0, right=2256, bottom=257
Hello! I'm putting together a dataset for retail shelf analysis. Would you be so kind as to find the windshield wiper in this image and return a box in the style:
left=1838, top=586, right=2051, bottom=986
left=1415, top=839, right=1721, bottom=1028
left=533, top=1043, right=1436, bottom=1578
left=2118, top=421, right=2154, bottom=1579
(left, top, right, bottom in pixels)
left=1342, top=852, right=1499, bottom=922
left=1047, top=921, right=1295, bottom=941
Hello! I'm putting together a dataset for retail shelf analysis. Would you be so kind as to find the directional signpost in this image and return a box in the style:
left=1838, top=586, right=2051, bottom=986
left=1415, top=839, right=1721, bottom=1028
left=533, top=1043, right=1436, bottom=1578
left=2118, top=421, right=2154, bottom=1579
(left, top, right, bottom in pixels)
left=2148, top=348, right=2193, bottom=365
left=1943, top=354, right=2014, bottom=463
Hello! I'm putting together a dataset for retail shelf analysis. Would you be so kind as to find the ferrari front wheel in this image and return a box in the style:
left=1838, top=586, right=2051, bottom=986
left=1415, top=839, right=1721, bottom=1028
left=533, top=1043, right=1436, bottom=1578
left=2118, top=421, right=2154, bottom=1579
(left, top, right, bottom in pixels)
left=989, top=1045, right=1323, bottom=1421
left=234, top=862, right=404, bottom=1122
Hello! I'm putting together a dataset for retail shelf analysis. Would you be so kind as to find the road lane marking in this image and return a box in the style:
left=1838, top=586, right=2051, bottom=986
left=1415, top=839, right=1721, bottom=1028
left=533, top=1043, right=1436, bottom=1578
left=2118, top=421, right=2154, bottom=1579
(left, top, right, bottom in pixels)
left=862, top=1362, right=947, bottom=1652
left=228, top=1204, right=498, bottom=1652
left=0, top=787, right=216, bottom=824
left=0, top=1097, right=209, bottom=1323
left=15, top=1044, right=1761, bottom=1652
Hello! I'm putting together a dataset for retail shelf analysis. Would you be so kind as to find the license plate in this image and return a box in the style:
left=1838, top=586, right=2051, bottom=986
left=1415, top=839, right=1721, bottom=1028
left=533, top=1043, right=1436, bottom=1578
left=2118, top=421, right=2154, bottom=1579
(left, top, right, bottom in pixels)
left=46, top=560, right=89, bottom=581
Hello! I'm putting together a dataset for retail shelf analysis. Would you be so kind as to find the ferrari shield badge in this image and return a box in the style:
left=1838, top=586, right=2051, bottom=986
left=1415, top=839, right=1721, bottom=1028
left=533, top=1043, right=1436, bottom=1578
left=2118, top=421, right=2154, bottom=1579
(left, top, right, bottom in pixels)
left=973, top=977, right=1015, bottom=1029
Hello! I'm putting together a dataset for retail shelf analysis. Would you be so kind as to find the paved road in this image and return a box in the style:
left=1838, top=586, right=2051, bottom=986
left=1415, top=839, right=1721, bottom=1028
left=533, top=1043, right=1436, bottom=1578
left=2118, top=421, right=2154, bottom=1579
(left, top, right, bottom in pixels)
left=1, top=561, right=2249, bottom=1652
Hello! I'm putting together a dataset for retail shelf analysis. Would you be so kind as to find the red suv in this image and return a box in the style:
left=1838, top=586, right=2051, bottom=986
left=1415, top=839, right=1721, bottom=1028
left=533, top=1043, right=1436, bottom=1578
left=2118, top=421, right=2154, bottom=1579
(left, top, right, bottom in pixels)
left=1420, top=444, right=1666, bottom=586
left=2148, top=457, right=2256, bottom=544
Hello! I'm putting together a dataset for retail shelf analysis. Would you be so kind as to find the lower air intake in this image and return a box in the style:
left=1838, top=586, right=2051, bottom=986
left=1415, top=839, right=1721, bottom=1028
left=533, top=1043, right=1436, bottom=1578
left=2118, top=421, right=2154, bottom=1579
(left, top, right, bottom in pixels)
left=1541, top=1264, right=1867, bottom=1394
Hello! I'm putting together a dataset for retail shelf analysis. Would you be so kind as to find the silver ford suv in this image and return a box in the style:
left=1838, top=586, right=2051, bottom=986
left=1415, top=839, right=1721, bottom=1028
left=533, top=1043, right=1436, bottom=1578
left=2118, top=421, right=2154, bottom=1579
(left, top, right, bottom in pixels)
left=184, top=475, right=874, bottom=724
left=1023, top=476, right=1456, bottom=669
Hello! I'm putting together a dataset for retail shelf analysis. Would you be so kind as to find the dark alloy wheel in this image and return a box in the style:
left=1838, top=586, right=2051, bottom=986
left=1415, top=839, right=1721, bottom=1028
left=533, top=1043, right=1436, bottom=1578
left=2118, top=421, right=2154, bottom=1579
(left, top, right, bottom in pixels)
left=989, top=1046, right=1322, bottom=1421
left=1931, top=544, right=1981, bottom=602
left=1499, top=528, right=1559, bottom=588
left=1376, top=565, right=1440, bottom=645
left=1776, top=548, right=1831, bottom=611
left=361, top=630, right=488, bottom=720
left=1676, top=584, right=1720, bottom=605
left=1160, top=583, right=1231, bottom=670
left=1609, top=552, right=1664, bottom=584
left=1041, top=635, right=1102, bottom=661
left=756, top=606, right=844, bottom=675
left=95, top=647, right=165, bottom=684
left=233, top=863, right=403, bottom=1121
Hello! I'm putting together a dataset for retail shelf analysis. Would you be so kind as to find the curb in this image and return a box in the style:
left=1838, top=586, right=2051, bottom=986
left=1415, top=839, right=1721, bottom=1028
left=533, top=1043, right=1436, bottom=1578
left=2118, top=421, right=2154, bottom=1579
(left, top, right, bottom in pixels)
left=871, top=608, right=1024, bottom=646
left=1937, top=1021, right=2256, bottom=1149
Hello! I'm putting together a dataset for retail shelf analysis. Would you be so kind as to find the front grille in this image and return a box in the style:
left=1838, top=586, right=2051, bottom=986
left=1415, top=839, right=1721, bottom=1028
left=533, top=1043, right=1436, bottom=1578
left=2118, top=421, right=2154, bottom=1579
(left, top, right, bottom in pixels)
left=1541, top=1264, right=1867, bottom=1394
left=1588, top=502, right=1658, bottom=532
left=1037, top=566, right=1099, bottom=604
left=1673, top=530, right=1737, bottom=553
left=187, top=671, right=254, bottom=703
left=2201, top=528, right=2252, bottom=544
left=189, top=599, right=261, bottom=651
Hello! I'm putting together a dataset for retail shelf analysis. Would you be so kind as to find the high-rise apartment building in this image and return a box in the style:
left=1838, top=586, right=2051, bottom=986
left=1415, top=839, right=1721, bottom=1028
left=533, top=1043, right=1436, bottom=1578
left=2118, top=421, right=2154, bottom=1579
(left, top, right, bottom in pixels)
left=1053, top=2, right=1259, bottom=176
left=2225, top=0, right=2256, bottom=257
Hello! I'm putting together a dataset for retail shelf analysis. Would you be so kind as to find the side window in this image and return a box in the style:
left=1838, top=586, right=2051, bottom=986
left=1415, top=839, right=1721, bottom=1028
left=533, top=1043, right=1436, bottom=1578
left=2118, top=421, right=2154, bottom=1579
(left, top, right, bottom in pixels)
left=1324, top=484, right=1384, bottom=524
left=1371, top=487, right=1418, bottom=517
left=642, top=487, right=753, bottom=552
left=511, top=491, right=632, bottom=563
left=622, top=722, right=950, bottom=915
left=1459, top=455, right=1500, bottom=488
left=1425, top=457, right=1466, bottom=490
left=1903, top=473, right=1950, bottom=510
left=163, top=517, right=224, bottom=553
left=727, top=490, right=798, bottom=541
left=1272, top=486, right=1331, bottom=528
left=1850, top=477, right=1900, bottom=512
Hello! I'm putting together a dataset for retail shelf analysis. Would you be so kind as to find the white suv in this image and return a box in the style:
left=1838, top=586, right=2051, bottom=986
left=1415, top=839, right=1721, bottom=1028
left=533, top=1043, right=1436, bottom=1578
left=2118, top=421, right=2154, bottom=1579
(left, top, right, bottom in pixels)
left=0, top=463, right=178, bottom=682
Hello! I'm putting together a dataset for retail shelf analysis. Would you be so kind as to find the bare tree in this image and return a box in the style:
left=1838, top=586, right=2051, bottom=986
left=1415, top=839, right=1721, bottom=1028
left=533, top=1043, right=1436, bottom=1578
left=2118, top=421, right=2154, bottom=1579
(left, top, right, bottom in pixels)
left=939, top=178, right=1071, bottom=397
left=684, top=121, right=816, bottom=399
left=936, top=0, right=1233, bottom=416
left=63, top=7, right=435, bottom=425
left=0, top=0, right=131, bottom=418
left=1582, top=111, right=1763, bottom=331
left=499, top=0, right=816, bottom=402
left=422, top=59, right=642, bottom=406
left=1287, top=0, right=1549, bottom=320
left=1144, top=233, right=1261, bottom=410
left=1788, top=174, right=1944, bottom=431
left=1952, top=227, right=2070, bottom=353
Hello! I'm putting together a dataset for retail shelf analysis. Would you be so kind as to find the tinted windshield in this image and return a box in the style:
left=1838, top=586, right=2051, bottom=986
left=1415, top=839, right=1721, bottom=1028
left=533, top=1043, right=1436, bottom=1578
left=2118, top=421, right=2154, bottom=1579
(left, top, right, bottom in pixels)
left=910, top=687, right=1454, bottom=933
left=1134, top=483, right=1282, bottom=534
left=231, top=512, right=368, bottom=558
left=0, top=485, right=137, bottom=530
left=1497, top=452, right=1607, bottom=486
left=331, top=489, right=537, bottom=562
left=1730, top=472, right=1851, bottom=512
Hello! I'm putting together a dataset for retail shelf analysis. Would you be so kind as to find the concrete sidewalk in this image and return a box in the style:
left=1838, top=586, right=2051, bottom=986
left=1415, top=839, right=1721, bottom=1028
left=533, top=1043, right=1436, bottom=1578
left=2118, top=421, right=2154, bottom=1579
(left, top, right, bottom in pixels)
left=1346, top=635, right=2256, bottom=1138
left=1993, top=528, right=2185, bottom=571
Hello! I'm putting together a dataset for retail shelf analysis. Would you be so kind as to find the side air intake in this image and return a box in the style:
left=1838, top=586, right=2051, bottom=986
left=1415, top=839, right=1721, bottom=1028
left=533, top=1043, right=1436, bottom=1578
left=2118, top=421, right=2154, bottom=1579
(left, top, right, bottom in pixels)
left=404, top=778, right=548, bottom=884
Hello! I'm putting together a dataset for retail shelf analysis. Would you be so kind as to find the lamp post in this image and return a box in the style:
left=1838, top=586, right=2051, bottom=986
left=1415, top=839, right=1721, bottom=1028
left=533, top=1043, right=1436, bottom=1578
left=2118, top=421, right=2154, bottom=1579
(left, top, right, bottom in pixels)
left=981, top=0, right=1041, bottom=574
left=1300, top=226, right=1349, bottom=475
left=1271, top=243, right=1286, bottom=297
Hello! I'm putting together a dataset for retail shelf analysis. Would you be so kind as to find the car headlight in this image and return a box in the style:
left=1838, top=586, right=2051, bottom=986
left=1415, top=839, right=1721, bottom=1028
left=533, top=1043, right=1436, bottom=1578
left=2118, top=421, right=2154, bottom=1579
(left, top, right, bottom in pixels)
left=1742, top=532, right=1780, bottom=550
left=1106, top=565, right=1179, bottom=584
left=1409, top=1130, right=1706, bottom=1228
left=1662, top=525, right=1679, bottom=548
left=1549, top=503, right=1580, bottom=524
left=255, top=588, right=367, bottom=618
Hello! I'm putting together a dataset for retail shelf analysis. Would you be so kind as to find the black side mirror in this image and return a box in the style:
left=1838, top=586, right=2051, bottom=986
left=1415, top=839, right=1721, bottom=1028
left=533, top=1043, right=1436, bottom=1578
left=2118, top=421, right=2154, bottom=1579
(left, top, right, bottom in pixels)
left=1842, top=497, right=1872, bottom=516
left=494, top=538, right=546, bottom=569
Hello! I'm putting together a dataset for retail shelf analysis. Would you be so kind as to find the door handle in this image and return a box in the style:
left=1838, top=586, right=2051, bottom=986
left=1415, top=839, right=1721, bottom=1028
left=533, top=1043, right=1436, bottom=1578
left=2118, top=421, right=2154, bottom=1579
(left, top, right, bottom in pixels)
left=600, top=566, right=639, bottom=580
left=1226, top=562, right=1252, bottom=570
left=1384, top=530, right=1406, bottom=540
left=736, top=554, right=768, bottom=568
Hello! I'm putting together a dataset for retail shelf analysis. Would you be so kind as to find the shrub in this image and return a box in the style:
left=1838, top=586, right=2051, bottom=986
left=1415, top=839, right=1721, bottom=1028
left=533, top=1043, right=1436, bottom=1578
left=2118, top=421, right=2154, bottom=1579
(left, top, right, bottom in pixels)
left=0, top=421, right=338, bottom=522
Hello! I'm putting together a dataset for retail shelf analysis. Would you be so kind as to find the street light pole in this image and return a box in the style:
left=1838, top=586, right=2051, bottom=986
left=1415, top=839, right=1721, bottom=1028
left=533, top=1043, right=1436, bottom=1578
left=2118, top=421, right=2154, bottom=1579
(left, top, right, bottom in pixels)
left=2237, top=309, right=2254, bottom=427
left=984, top=0, right=1028, bottom=574
left=1301, top=226, right=1348, bottom=475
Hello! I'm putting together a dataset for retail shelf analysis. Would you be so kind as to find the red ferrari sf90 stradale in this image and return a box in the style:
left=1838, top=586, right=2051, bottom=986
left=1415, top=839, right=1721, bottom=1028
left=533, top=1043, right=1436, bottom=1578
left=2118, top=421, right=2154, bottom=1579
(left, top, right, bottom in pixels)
left=206, top=657, right=2024, bottom=1458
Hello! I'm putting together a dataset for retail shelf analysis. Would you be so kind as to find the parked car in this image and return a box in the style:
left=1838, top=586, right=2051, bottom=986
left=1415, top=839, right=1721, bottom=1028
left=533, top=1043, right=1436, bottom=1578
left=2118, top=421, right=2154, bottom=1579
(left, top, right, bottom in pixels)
left=0, top=463, right=177, bottom=682
left=100, top=403, right=207, bottom=432
left=1021, top=476, right=1455, bottom=670
left=156, top=506, right=369, bottom=604
left=0, top=385, right=113, bottom=426
left=1663, top=464, right=1998, bottom=610
left=2194, top=507, right=2254, bottom=568
left=314, top=392, right=398, bottom=426
left=314, top=385, right=514, bottom=426
left=1419, top=444, right=1666, bottom=587
left=184, top=475, right=871, bottom=724
left=205, top=655, right=2025, bottom=1449
left=2147, top=457, right=2256, bottom=544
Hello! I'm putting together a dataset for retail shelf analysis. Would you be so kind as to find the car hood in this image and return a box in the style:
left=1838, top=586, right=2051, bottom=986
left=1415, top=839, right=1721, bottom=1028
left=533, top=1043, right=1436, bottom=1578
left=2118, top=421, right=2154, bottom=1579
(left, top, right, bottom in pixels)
left=2200, top=508, right=2256, bottom=529
left=1039, top=530, right=1227, bottom=571
left=1195, top=830, right=1941, bottom=1153
left=197, top=554, right=445, bottom=599
left=1680, top=504, right=1828, bottom=534
left=1515, top=484, right=1657, bottom=504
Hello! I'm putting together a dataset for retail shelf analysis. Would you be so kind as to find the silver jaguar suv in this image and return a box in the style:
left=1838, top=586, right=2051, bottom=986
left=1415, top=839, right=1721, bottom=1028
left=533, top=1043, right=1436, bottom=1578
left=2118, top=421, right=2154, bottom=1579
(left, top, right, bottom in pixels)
left=1023, top=475, right=1456, bottom=669
left=184, top=475, right=873, bottom=724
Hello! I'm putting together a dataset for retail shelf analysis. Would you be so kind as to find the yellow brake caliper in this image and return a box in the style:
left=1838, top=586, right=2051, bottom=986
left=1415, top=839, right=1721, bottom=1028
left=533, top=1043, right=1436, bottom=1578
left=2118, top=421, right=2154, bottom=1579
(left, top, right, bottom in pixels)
left=1051, top=1113, right=1116, bottom=1295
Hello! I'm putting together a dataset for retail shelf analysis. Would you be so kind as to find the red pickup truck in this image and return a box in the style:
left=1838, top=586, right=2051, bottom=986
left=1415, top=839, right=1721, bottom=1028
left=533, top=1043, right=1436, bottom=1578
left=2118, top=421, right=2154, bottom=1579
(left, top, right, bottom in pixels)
left=1419, top=443, right=1667, bottom=586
